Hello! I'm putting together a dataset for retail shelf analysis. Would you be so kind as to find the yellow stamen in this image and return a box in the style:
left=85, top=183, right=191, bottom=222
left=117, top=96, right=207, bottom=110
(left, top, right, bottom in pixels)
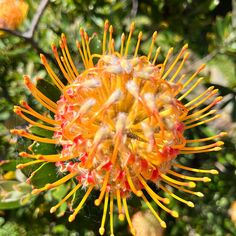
left=103, top=20, right=109, bottom=54
left=167, top=170, right=211, bottom=182
left=68, top=185, right=94, bottom=222
left=17, top=160, right=44, bottom=169
left=152, top=47, right=161, bottom=65
left=182, top=141, right=224, bottom=151
left=147, top=31, right=157, bottom=60
left=76, top=40, right=88, bottom=68
left=122, top=197, right=136, bottom=235
left=95, top=172, right=110, bottom=206
left=186, top=132, right=227, bottom=143
left=184, top=110, right=216, bottom=125
left=180, top=147, right=222, bottom=154
left=134, top=31, right=142, bottom=57
left=166, top=181, right=204, bottom=197
left=50, top=183, right=81, bottom=213
left=159, top=184, right=195, bottom=207
left=163, top=47, right=173, bottom=67
left=116, top=189, right=125, bottom=221
left=160, top=173, right=196, bottom=188
left=169, top=52, right=189, bottom=82
left=178, top=77, right=204, bottom=101
left=124, top=22, right=135, bottom=57
left=185, top=86, right=214, bottom=107
left=120, top=33, right=125, bottom=56
left=125, top=167, right=142, bottom=196
left=80, top=28, right=89, bottom=67
left=141, top=194, right=167, bottom=228
left=185, top=114, right=221, bottom=129
left=99, top=191, right=109, bottom=235
left=109, top=194, right=114, bottom=236
left=138, top=174, right=170, bottom=204
left=173, top=163, right=219, bottom=174
left=108, top=25, right=113, bottom=54
left=32, top=172, right=77, bottom=194
left=162, top=44, right=188, bottom=80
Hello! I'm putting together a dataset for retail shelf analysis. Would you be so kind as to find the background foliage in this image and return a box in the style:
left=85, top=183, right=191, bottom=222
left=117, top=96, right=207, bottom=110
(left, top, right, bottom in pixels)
left=0, top=0, right=236, bottom=235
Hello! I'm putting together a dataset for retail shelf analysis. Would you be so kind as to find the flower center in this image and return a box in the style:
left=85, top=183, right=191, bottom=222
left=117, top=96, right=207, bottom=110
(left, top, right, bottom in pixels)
left=54, top=55, right=188, bottom=194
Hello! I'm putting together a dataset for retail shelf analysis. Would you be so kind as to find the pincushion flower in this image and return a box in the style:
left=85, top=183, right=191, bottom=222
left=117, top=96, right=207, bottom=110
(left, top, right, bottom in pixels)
left=12, top=21, right=225, bottom=235
left=0, top=0, right=28, bottom=36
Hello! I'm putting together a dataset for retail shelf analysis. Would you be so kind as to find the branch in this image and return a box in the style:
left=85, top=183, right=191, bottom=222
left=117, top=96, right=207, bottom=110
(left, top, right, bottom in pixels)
left=0, top=0, right=53, bottom=61
left=23, top=0, right=49, bottom=39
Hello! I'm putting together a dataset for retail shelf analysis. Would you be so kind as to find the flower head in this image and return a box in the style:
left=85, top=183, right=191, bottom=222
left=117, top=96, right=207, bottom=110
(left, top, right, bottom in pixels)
left=0, top=0, right=28, bottom=36
left=12, top=21, right=225, bottom=235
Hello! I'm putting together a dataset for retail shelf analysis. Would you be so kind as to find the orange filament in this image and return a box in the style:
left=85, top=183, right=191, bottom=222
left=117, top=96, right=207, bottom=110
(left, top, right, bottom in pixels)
left=173, top=163, right=219, bottom=174
left=141, top=194, right=167, bottom=228
left=184, top=110, right=217, bottom=125
left=20, top=101, right=59, bottom=125
left=180, top=147, right=222, bottom=154
left=103, top=20, right=109, bottom=54
left=69, top=185, right=94, bottom=222
left=99, top=191, right=109, bottom=235
left=14, top=107, right=57, bottom=131
left=181, top=141, right=224, bottom=151
left=76, top=40, right=88, bottom=68
left=120, top=33, right=125, bottom=56
left=40, top=54, right=64, bottom=91
left=11, top=129, right=57, bottom=144
left=61, top=33, right=79, bottom=77
left=50, top=183, right=81, bottom=213
left=160, top=173, right=196, bottom=188
left=186, top=132, right=227, bottom=143
left=159, top=184, right=195, bottom=207
left=122, top=197, right=136, bottom=235
left=163, top=47, right=173, bottom=67
left=95, top=172, right=110, bottom=206
left=80, top=28, right=90, bottom=67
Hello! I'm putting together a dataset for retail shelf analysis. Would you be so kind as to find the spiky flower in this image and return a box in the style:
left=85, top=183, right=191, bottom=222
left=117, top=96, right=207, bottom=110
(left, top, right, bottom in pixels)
left=12, top=21, right=225, bottom=235
left=0, top=0, right=28, bottom=36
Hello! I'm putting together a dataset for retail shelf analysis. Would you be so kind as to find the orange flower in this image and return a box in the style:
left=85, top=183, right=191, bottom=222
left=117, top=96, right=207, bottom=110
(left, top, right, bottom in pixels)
left=0, top=0, right=28, bottom=35
left=12, top=21, right=226, bottom=235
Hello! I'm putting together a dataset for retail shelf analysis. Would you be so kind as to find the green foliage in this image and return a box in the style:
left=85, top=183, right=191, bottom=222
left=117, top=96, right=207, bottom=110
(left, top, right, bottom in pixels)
left=0, top=0, right=236, bottom=235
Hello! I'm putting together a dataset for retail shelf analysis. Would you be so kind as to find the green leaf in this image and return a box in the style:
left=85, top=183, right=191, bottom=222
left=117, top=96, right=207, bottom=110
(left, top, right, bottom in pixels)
left=31, top=142, right=58, bottom=155
left=36, top=79, right=61, bottom=103
left=0, top=159, right=32, bottom=171
left=29, top=126, right=54, bottom=138
left=0, top=181, right=32, bottom=210
left=29, top=163, right=59, bottom=188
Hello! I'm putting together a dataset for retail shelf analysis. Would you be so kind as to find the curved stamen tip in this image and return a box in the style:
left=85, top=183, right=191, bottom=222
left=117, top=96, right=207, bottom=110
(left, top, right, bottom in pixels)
left=160, top=221, right=167, bottom=228
left=216, top=141, right=224, bottom=146
left=130, top=22, right=135, bottom=32
left=104, top=20, right=109, bottom=30
left=94, top=199, right=100, bottom=206
left=50, top=206, right=57, bottom=213
left=172, top=211, right=179, bottom=218
left=210, top=169, right=219, bottom=175
left=40, top=54, right=47, bottom=64
left=196, top=192, right=204, bottom=197
left=99, top=227, right=105, bottom=235
left=118, top=213, right=125, bottom=221
left=183, top=43, right=188, bottom=50
left=187, top=201, right=195, bottom=207
left=68, top=214, right=75, bottom=222
left=188, top=181, right=196, bottom=188
left=130, top=228, right=136, bottom=235
left=152, top=31, right=158, bottom=39
left=138, top=31, right=143, bottom=39
left=203, top=177, right=211, bottom=182
left=80, top=27, right=84, bottom=36
left=136, top=190, right=143, bottom=197
left=61, top=33, right=66, bottom=41
left=163, top=198, right=170, bottom=204
left=16, top=164, right=24, bottom=169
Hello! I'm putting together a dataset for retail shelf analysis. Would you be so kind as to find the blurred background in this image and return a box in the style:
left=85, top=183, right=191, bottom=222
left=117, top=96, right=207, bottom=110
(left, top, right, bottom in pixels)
left=0, top=0, right=236, bottom=235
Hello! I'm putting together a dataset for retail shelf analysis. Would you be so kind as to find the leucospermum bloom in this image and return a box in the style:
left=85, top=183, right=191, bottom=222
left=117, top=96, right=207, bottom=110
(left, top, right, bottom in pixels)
left=12, top=21, right=226, bottom=235
left=0, top=0, right=28, bottom=36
